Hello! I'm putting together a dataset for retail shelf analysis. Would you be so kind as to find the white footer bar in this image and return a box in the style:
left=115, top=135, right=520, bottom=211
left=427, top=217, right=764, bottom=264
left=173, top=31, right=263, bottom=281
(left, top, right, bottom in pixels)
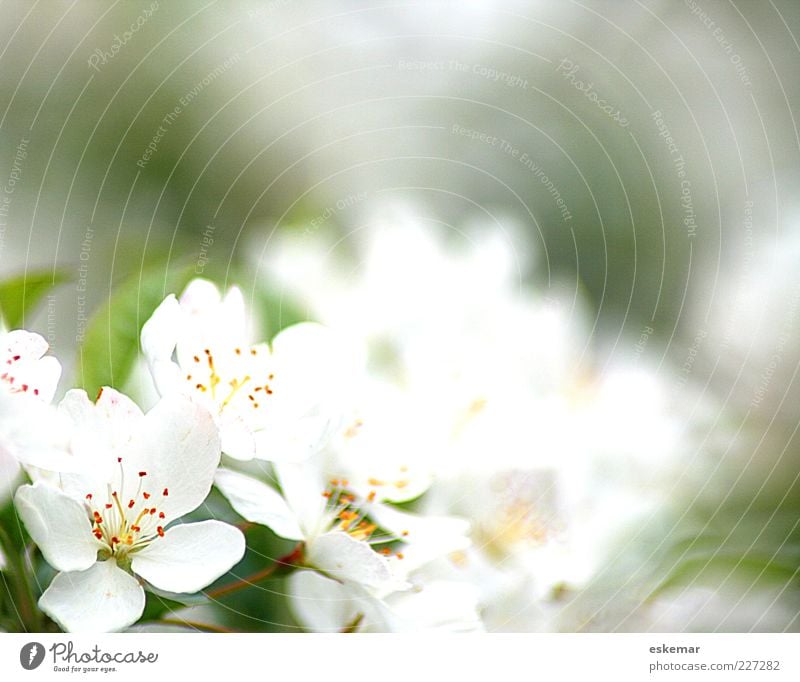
left=0, top=633, right=796, bottom=681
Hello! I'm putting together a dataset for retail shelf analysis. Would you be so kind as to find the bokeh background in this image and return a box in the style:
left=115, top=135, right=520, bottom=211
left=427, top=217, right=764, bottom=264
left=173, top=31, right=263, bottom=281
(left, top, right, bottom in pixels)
left=1, top=0, right=800, bottom=632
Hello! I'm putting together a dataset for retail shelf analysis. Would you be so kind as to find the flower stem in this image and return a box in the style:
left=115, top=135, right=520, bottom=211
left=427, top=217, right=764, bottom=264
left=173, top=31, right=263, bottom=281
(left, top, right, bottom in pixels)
left=205, top=543, right=304, bottom=600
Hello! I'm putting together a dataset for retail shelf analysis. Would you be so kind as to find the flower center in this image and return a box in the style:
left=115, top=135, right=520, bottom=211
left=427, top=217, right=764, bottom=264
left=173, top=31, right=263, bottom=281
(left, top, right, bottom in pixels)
left=321, top=479, right=408, bottom=560
left=474, top=471, right=561, bottom=556
left=476, top=498, right=559, bottom=559
left=185, top=346, right=275, bottom=415
left=483, top=502, right=551, bottom=551
left=84, top=458, right=169, bottom=562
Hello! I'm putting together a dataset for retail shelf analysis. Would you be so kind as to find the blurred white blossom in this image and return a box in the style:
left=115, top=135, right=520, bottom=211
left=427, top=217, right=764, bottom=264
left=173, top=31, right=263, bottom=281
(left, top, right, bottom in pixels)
left=259, top=214, right=687, bottom=631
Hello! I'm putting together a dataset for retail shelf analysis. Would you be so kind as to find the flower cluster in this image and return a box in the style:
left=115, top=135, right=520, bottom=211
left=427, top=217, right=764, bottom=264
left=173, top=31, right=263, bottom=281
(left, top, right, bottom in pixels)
left=0, top=277, right=481, bottom=632
left=2, top=221, right=686, bottom=632
left=2, top=322, right=246, bottom=632
left=260, top=214, right=689, bottom=631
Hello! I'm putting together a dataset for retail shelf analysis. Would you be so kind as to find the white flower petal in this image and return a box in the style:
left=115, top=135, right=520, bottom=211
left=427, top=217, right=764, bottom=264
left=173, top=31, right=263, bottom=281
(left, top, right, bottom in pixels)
left=325, top=382, right=435, bottom=503
left=140, top=294, right=183, bottom=394
left=5, top=357, right=61, bottom=404
left=371, top=503, right=470, bottom=549
left=176, top=279, right=248, bottom=352
left=306, top=531, right=406, bottom=595
left=149, top=358, right=185, bottom=400
left=140, top=294, right=180, bottom=362
left=287, top=570, right=360, bottom=632
left=57, top=393, right=220, bottom=520
left=63, top=386, right=144, bottom=424
left=0, top=393, right=76, bottom=473
left=270, top=322, right=359, bottom=412
left=252, top=415, right=335, bottom=463
left=131, top=395, right=221, bottom=520
left=14, top=483, right=98, bottom=572
left=274, top=460, right=327, bottom=537
left=220, top=285, right=247, bottom=333
left=60, top=388, right=143, bottom=467
left=39, top=560, right=145, bottom=633
left=179, top=278, right=223, bottom=312
left=1, top=330, right=61, bottom=402
left=57, top=387, right=95, bottom=422
left=370, top=503, right=471, bottom=572
left=219, top=413, right=256, bottom=461
left=214, top=468, right=303, bottom=540
left=379, top=581, right=484, bottom=633
left=131, top=520, right=245, bottom=594
left=2, top=329, right=49, bottom=360
left=270, top=321, right=330, bottom=362
left=271, top=322, right=358, bottom=373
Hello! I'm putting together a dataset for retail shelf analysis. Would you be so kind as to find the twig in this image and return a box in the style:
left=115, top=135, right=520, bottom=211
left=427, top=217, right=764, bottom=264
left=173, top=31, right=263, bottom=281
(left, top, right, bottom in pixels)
left=205, top=543, right=304, bottom=600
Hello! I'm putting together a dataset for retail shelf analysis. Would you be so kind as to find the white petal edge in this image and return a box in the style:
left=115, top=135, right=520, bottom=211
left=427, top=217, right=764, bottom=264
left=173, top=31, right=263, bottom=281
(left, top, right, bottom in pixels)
left=39, top=560, right=145, bottom=633
left=131, top=520, right=245, bottom=594
left=380, top=580, right=485, bottom=633
left=219, top=413, right=257, bottom=461
left=14, top=483, right=98, bottom=573
left=287, top=569, right=359, bottom=632
left=252, top=415, right=335, bottom=463
left=132, top=395, right=222, bottom=520
left=2, top=329, right=49, bottom=359
left=306, top=531, right=408, bottom=596
left=274, top=459, right=327, bottom=536
left=371, top=503, right=471, bottom=571
left=214, top=468, right=303, bottom=541
left=178, top=278, right=222, bottom=311
left=140, top=294, right=181, bottom=367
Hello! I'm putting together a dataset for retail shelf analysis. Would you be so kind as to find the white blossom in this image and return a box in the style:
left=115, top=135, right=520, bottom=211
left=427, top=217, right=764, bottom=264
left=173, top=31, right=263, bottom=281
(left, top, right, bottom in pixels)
left=215, top=454, right=469, bottom=601
left=288, top=568, right=483, bottom=632
left=141, top=278, right=358, bottom=462
left=0, top=329, right=75, bottom=475
left=15, top=388, right=245, bottom=632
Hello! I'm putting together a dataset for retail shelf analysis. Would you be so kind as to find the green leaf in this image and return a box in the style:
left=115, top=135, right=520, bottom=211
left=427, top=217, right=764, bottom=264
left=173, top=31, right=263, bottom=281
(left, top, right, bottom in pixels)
left=0, top=271, right=68, bottom=329
left=649, top=552, right=800, bottom=599
left=77, top=263, right=195, bottom=397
